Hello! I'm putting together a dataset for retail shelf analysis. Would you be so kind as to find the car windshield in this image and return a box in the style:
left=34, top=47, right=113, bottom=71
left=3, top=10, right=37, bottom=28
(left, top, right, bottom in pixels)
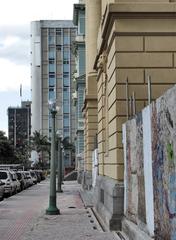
left=16, top=173, right=22, bottom=180
left=30, top=172, right=35, bottom=177
left=0, top=172, right=8, bottom=179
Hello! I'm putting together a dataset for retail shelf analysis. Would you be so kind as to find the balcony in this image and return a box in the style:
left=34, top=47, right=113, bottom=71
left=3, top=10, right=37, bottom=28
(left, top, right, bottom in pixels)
left=75, top=35, right=85, bottom=43
left=77, top=119, right=84, bottom=130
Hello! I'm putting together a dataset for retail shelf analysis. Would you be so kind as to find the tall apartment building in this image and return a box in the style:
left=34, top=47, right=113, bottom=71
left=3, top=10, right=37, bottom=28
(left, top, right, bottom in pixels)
left=31, top=20, right=77, bottom=168
left=8, top=101, right=31, bottom=148
left=84, top=0, right=176, bottom=235
left=73, top=1, right=85, bottom=182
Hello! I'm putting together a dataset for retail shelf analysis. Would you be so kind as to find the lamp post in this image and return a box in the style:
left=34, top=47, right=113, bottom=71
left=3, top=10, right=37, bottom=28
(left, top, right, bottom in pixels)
left=46, top=100, right=60, bottom=215
left=56, top=132, right=63, bottom=193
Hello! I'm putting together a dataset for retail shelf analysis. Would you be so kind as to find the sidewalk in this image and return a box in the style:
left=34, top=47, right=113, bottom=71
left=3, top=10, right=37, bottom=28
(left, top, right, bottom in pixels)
left=21, top=181, right=119, bottom=240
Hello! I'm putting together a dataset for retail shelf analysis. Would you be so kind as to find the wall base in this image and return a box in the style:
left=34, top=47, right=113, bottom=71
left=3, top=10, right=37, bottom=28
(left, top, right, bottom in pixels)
left=93, top=175, right=124, bottom=231
left=82, top=171, right=92, bottom=190
left=122, top=218, right=153, bottom=240
left=77, top=170, right=84, bottom=184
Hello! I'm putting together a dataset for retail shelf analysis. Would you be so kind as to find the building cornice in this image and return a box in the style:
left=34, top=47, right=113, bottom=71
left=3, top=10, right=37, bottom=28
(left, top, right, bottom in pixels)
left=73, top=3, right=85, bottom=25
left=82, top=94, right=97, bottom=112
left=94, top=2, right=176, bottom=70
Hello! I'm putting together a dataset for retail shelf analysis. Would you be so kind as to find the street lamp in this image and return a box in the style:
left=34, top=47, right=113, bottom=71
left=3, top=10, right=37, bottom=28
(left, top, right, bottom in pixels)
left=56, top=131, right=63, bottom=193
left=46, top=100, right=60, bottom=215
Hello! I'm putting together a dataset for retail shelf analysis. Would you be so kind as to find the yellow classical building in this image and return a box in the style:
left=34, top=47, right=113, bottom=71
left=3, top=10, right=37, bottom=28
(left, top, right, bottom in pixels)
left=83, top=0, right=176, bottom=232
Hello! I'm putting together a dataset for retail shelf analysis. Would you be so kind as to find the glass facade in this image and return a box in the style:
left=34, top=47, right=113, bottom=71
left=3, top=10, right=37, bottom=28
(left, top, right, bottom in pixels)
left=78, top=45, right=85, bottom=76
left=78, top=11, right=85, bottom=35
left=73, top=5, right=86, bottom=158
left=46, top=25, right=75, bottom=166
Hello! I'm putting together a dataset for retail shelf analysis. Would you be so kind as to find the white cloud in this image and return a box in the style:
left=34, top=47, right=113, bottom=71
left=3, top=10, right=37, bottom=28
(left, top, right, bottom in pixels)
left=0, top=58, right=30, bottom=91
left=0, top=0, right=79, bottom=135
left=0, top=0, right=79, bottom=25
left=0, top=25, right=30, bottom=65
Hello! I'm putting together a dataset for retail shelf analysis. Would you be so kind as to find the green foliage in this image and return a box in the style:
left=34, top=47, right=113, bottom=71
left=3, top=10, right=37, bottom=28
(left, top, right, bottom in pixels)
left=62, top=136, right=75, bottom=152
left=30, top=131, right=50, bottom=154
left=0, top=130, right=18, bottom=163
left=167, top=142, right=174, bottom=161
left=30, top=131, right=51, bottom=169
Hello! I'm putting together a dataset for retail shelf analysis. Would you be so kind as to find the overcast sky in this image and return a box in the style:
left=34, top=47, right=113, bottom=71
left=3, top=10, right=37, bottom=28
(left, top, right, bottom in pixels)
left=0, top=0, right=79, bottom=135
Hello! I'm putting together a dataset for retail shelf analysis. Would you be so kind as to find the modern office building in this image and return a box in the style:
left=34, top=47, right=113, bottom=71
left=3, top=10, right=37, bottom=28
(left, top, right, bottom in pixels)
left=8, top=101, right=31, bottom=148
left=73, top=1, right=85, bottom=182
left=31, top=20, right=77, bottom=168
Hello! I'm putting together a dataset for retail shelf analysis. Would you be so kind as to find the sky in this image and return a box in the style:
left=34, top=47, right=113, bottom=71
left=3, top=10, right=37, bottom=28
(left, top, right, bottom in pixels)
left=0, top=0, right=79, bottom=136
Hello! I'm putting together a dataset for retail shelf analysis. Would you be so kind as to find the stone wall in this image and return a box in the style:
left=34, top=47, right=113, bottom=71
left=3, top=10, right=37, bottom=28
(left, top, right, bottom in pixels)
left=96, top=1, right=176, bottom=182
left=123, top=85, right=176, bottom=239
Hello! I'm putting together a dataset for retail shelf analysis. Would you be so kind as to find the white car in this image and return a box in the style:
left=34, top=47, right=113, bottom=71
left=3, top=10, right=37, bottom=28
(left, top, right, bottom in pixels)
left=0, top=170, right=15, bottom=196
left=30, top=171, right=37, bottom=184
left=10, top=171, right=21, bottom=193
left=0, top=180, right=5, bottom=200
left=24, top=171, right=33, bottom=187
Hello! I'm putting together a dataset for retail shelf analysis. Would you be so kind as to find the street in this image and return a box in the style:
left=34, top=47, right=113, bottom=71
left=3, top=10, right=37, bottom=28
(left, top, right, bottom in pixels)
left=0, top=180, right=119, bottom=240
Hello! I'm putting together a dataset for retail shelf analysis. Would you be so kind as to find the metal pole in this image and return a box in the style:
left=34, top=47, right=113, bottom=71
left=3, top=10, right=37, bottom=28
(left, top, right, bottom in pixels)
left=46, top=110, right=60, bottom=215
left=148, top=75, right=151, bottom=105
left=126, top=78, right=129, bottom=120
left=57, top=137, right=62, bottom=192
left=130, top=96, right=133, bottom=117
left=62, top=148, right=64, bottom=182
left=60, top=146, right=63, bottom=183
left=14, top=109, right=16, bottom=147
left=132, top=92, right=136, bottom=115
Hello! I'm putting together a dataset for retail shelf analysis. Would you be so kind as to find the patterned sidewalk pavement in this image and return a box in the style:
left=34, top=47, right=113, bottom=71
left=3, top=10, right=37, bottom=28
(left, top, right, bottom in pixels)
left=0, top=180, right=120, bottom=240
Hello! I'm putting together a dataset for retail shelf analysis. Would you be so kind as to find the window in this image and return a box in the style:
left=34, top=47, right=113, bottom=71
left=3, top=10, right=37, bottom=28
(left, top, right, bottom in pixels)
left=78, top=11, right=85, bottom=35
left=49, top=35, right=55, bottom=45
left=78, top=89, right=84, bottom=118
left=63, top=60, right=69, bottom=64
left=49, top=49, right=55, bottom=60
left=63, top=77, right=69, bottom=87
left=0, top=172, right=7, bottom=179
left=63, top=103, right=69, bottom=113
left=78, top=46, right=85, bottom=75
left=49, top=59, right=54, bottom=64
left=49, top=77, right=55, bottom=87
left=49, top=63, right=55, bottom=73
left=48, top=115, right=52, bottom=129
left=63, top=72, right=69, bottom=78
left=63, top=114, right=69, bottom=126
left=63, top=127, right=69, bottom=138
left=63, top=48, right=69, bottom=60
left=49, top=73, right=55, bottom=78
left=56, top=29, right=61, bottom=35
left=63, top=35, right=69, bottom=45
left=63, top=88, right=69, bottom=100
left=63, top=64, right=69, bottom=72
left=49, top=88, right=55, bottom=100
left=56, top=45, right=61, bottom=51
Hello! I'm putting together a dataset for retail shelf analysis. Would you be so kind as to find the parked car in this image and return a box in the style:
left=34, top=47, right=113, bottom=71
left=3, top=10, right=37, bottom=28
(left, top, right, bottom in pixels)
left=38, top=170, right=46, bottom=180
left=34, top=170, right=41, bottom=183
left=16, top=171, right=26, bottom=191
left=0, top=180, right=5, bottom=201
left=10, top=171, right=21, bottom=193
left=24, top=171, right=33, bottom=187
left=0, top=170, right=15, bottom=196
left=30, top=171, right=37, bottom=184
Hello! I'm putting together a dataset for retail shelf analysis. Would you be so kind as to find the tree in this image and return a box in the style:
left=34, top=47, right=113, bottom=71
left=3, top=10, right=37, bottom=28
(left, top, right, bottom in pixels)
left=30, top=131, right=50, bottom=168
left=0, top=131, right=18, bottom=164
left=62, top=136, right=75, bottom=168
